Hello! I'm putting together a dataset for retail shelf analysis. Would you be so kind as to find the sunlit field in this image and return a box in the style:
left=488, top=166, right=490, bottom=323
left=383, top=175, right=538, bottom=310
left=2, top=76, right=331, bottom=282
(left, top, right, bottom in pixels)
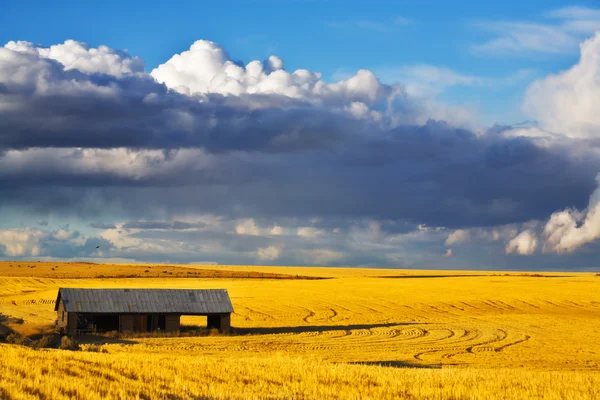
left=1, top=262, right=600, bottom=399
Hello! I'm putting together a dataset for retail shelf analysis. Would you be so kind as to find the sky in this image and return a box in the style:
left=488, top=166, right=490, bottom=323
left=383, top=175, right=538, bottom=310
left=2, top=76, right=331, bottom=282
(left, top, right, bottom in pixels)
left=1, top=1, right=600, bottom=269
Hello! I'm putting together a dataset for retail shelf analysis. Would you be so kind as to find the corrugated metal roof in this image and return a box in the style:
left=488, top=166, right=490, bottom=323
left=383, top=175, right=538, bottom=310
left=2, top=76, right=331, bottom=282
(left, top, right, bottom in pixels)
left=56, top=288, right=233, bottom=314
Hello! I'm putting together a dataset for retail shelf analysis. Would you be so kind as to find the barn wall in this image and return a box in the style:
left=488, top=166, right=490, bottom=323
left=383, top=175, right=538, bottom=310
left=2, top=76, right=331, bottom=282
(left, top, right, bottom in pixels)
left=220, top=313, right=231, bottom=334
left=119, top=315, right=134, bottom=332
left=56, top=300, right=67, bottom=329
left=133, top=315, right=147, bottom=332
left=165, top=315, right=180, bottom=332
left=66, top=312, right=77, bottom=336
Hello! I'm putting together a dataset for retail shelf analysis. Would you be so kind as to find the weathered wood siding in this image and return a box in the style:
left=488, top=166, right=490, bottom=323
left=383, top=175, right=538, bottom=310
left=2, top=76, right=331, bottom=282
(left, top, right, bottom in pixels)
left=220, top=313, right=231, bottom=334
left=119, top=315, right=134, bottom=332
left=133, top=315, right=147, bottom=332
left=56, top=300, right=67, bottom=329
left=67, top=312, right=77, bottom=336
left=165, top=315, right=180, bottom=332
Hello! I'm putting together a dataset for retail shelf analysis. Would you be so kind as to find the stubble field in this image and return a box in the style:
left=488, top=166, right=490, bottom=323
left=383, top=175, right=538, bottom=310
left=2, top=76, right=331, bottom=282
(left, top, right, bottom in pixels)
left=1, top=262, right=599, bottom=399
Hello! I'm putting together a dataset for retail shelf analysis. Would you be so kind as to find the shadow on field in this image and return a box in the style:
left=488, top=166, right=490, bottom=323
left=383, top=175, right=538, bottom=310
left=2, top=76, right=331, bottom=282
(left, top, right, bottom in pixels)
left=349, top=360, right=448, bottom=369
left=76, top=335, right=137, bottom=345
left=234, top=322, right=426, bottom=335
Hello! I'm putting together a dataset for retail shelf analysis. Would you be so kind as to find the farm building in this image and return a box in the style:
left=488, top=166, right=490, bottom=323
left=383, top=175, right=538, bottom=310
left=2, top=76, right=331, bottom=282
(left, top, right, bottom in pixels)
left=54, top=288, right=233, bottom=336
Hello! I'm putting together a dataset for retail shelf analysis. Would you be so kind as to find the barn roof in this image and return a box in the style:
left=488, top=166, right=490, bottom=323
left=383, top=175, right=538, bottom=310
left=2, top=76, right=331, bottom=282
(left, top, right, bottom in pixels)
left=55, top=288, right=234, bottom=314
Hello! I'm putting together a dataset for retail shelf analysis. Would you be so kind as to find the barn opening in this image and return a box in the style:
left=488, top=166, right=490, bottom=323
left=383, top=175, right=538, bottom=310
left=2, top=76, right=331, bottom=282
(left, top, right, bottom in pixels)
left=55, top=288, right=234, bottom=336
left=77, top=314, right=119, bottom=332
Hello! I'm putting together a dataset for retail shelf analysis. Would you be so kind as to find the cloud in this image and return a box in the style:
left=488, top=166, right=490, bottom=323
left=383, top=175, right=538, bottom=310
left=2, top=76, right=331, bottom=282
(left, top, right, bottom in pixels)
left=256, top=245, right=281, bottom=261
left=235, top=219, right=261, bottom=236
left=151, top=40, right=391, bottom=109
left=0, top=227, right=111, bottom=258
left=298, top=248, right=345, bottom=264
left=5, top=40, right=144, bottom=77
left=297, top=227, right=326, bottom=239
left=270, top=226, right=284, bottom=235
left=377, top=65, right=535, bottom=98
left=2, top=37, right=600, bottom=266
left=523, top=33, right=600, bottom=138
left=445, top=230, right=470, bottom=246
left=542, top=175, right=600, bottom=253
left=443, top=248, right=453, bottom=258
left=505, top=230, right=538, bottom=255
left=0, top=228, right=45, bottom=257
left=122, top=220, right=204, bottom=230
left=90, top=222, right=117, bottom=229
left=37, top=220, right=48, bottom=226
left=472, top=7, right=600, bottom=56
left=377, top=65, right=486, bottom=97
left=544, top=6, right=600, bottom=23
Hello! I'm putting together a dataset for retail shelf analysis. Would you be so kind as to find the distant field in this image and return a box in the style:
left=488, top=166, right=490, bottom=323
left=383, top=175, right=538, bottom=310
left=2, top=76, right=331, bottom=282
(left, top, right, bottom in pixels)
left=1, top=263, right=600, bottom=399
left=0, top=261, right=323, bottom=279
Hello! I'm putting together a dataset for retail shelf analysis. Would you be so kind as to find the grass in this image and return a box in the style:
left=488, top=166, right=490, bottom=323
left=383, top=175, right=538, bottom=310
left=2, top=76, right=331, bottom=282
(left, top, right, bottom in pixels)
left=0, top=264, right=599, bottom=398
left=1, top=345, right=599, bottom=399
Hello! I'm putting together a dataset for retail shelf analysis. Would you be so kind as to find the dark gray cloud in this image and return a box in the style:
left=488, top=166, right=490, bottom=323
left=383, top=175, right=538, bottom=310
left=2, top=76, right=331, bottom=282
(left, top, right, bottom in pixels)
left=1, top=122, right=595, bottom=230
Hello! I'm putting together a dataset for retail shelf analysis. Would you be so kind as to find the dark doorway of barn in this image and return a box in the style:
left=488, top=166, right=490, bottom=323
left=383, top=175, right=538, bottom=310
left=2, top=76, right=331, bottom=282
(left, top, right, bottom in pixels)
left=145, top=314, right=167, bottom=332
left=77, top=314, right=119, bottom=333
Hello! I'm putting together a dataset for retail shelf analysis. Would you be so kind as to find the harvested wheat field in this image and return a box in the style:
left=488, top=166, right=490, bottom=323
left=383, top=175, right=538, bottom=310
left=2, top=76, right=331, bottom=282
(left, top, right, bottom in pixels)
left=1, top=264, right=600, bottom=399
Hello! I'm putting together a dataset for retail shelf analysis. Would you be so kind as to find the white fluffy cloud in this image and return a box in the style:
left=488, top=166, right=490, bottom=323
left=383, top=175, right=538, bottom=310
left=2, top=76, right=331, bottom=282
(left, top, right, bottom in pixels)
left=505, top=230, right=538, bottom=255
left=524, top=33, right=600, bottom=138
left=0, top=228, right=45, bottom=257
left=542, top=176, right=600, bottom=253
left=5, top=40, right=144, bottom=77
left=151, top=40, right=394, bottom=116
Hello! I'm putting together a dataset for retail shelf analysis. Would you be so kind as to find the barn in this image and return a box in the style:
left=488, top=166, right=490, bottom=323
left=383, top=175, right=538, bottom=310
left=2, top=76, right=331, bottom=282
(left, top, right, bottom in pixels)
left=54, top=288, right=233, bottom=336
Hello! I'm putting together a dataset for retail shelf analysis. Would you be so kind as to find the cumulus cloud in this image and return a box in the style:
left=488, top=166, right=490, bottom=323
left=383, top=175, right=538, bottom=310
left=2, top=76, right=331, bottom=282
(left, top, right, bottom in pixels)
left=505, top=230, right=538, bottom=255
left=542, top=176, right=600, bottom=253
left=0, top=227, right=111, bottom=258
left=524, top=33, right=600, bottom=138
left=5, top=40, right=144, bottom=76
left=150, top=40, right=396, bottom=121
left=0, top=228, right=45, bottom=257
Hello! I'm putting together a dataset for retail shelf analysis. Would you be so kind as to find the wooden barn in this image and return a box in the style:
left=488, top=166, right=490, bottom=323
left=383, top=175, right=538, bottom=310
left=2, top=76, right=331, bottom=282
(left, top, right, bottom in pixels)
left=54, top=288, right=233, bottom=336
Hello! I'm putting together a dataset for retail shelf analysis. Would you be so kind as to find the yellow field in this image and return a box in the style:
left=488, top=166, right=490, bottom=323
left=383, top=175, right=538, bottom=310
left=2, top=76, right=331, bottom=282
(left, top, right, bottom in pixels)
left=1, top=265, right=600, bottom=399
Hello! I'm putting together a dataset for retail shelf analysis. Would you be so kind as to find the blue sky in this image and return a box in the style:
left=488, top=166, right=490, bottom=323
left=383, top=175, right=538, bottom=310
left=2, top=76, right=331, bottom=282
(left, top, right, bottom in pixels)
left=1, top=2, right=600, bottom=269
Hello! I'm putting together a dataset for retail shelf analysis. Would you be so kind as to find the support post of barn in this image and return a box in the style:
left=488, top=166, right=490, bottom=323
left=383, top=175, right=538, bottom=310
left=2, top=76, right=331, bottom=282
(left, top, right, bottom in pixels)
left=207, top=313, right=230, bottom=333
